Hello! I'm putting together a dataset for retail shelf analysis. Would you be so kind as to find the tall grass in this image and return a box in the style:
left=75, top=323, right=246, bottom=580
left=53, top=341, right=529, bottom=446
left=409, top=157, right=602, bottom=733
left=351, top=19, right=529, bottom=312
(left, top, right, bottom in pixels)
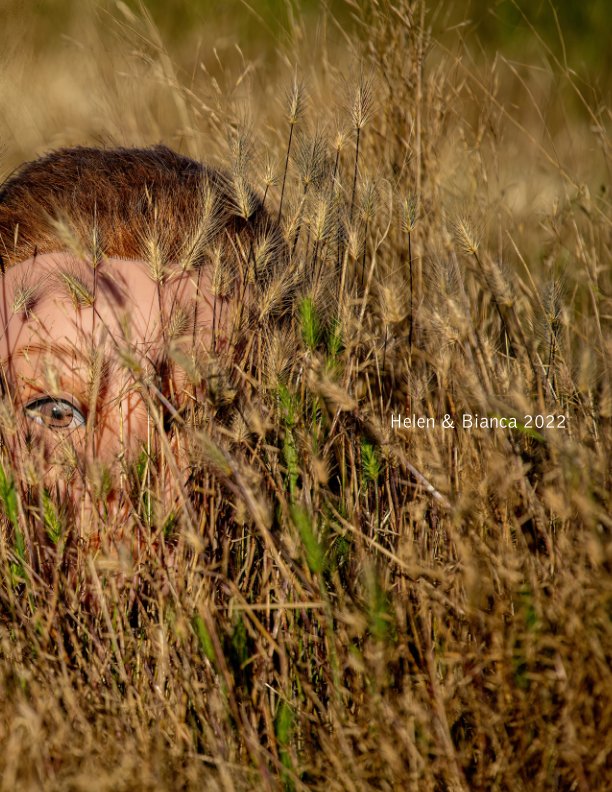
left=0, top=1, right=610, bottom=790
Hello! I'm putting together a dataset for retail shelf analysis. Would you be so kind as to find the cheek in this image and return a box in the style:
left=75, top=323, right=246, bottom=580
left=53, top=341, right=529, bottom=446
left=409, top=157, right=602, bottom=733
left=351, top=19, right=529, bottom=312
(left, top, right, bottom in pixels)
left=4, top=411, right=84, bottom=488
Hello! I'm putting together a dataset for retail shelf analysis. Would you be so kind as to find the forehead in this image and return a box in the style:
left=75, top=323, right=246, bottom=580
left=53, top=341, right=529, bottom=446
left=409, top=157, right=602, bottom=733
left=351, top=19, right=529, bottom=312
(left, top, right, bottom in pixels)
left=0, top=251, right=209, bottom=365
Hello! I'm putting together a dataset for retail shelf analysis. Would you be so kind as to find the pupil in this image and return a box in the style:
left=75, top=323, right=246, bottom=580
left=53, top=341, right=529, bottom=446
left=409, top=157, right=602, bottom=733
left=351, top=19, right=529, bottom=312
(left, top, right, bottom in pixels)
left=48, top=402, right=72, bottom=425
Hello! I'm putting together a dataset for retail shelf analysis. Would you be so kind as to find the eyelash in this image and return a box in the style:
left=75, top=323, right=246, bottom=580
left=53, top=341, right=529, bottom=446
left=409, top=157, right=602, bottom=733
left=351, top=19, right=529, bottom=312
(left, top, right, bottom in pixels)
left=25, top=397, right=86, bottom=431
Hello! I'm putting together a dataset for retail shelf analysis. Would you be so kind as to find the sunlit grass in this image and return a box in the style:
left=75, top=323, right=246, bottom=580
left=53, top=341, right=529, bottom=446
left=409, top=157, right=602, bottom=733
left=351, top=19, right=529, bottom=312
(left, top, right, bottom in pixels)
left=0, top=1, right=610, bottom=790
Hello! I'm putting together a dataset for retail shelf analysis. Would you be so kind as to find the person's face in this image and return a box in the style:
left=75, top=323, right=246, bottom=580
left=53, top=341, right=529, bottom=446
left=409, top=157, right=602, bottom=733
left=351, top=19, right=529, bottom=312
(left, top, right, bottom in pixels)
left=0, top=252, right=215, bottom=476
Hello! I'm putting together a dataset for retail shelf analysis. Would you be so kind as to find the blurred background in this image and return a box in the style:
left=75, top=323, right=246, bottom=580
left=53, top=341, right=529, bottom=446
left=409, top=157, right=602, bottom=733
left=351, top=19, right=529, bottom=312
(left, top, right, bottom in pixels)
left=0, top=1, right=608, bottom=209
left=4, top=0, right=610, bottom=75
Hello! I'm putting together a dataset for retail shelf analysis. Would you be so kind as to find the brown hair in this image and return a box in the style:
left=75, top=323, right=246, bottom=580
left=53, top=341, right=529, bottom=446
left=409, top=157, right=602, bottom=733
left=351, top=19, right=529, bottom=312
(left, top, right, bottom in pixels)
left=0, top=145, right=287, bottom=303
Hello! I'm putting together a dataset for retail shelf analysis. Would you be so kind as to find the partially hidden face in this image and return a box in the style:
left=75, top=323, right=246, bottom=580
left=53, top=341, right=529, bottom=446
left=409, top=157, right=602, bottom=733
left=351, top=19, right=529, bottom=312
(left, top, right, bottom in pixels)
left=0, top=251, right=217, bottom=470
left=0, top=145, right=286, bottom=499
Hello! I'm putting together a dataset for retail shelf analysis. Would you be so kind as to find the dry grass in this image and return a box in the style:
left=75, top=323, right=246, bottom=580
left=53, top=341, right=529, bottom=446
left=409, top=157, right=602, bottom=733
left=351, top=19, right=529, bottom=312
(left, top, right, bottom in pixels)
left=0, top=1, right=610, bottom=790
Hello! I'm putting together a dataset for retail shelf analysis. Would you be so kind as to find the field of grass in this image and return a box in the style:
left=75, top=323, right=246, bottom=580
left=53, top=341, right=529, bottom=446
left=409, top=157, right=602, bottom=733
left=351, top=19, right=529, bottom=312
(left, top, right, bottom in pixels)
left=0, top=1, right=610, bottom=789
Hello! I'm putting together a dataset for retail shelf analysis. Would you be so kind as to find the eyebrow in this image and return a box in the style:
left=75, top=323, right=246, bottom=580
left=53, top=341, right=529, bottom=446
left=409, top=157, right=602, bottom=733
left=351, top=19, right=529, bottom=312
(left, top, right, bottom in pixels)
left=10, top=340, right=91, bottom=364
left=1, top=269, right=214, bottom=381
left=6, top=264, right=129, bottom=309
left=5, top=341, right=108, bottom=399
left=7, top=337, right=171, bottom=390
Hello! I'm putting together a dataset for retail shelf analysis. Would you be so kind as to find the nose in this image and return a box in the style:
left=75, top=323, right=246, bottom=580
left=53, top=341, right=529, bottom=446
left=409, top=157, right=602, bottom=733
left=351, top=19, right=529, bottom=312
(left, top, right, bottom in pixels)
left=91, top=387, right=154, bottom=462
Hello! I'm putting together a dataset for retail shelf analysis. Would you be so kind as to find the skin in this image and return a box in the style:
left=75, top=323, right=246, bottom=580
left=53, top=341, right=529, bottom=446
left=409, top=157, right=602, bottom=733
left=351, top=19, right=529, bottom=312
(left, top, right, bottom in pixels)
left=0, top=251, right=218, bottom=478
left=0, top=147, right=274, bottom=546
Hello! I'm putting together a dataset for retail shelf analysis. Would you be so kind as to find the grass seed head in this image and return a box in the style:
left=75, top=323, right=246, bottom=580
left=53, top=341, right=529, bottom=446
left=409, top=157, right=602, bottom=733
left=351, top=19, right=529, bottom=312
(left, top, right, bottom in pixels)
left=210, top=243, right=235, bottom=299
left=12, top=280, right=41, bottom=316
left=293, top=131, right=329, bottom=192
left=453, top=216, right=481, bottom=256
left=231, top=174, right=258, bottom=220
left=57, top=270, right=94, bottom=308
left=349, top=70, right=376, bottom=131
left=286, top=73, right=306, bottom=126
left=402, top=194, right=418, bottom=233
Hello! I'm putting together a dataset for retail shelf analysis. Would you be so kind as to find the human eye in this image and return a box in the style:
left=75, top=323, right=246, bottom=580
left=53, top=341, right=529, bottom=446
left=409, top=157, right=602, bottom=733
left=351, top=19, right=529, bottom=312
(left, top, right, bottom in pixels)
left=24, top=396, right=86, bottom=431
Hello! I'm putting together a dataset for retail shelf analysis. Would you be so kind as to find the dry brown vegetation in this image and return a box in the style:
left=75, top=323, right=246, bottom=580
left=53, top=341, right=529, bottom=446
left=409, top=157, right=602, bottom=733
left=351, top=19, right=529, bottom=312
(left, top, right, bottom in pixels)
left=0, top=1, right=610, bottom=790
